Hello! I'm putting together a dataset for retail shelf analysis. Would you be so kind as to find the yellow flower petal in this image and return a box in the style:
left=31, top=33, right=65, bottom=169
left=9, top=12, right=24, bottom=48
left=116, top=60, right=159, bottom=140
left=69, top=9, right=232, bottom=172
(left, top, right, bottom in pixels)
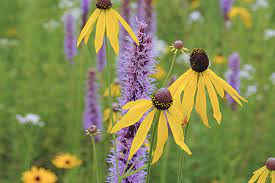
left=195, top=73, right=210, bottom=127
left=112, top=9, right=139, bottom=45
left=77, top=9, right=101, bottom=47
left=94, top=11, right=106, bottom=53
left=182, top=71, right=198, bottom=121
left=205, top=70, right=224, bottom=98
left=166, top=112, right=192, bottom=155
left=168, top=105, right=184, bottom=124
left=152, top=112, right=168, bottom=164
left=169, top=68, right=193, bottom=95
left=257, top=169, right=270, bottom=183
left=208, top=69, right=247, bottom=102
left=122, top=99, right=151, bottom=110
left=204, top=74, right=222, bottom=124
left=128, top=110, right=156, bottom=160
left=271, top=171, right=275, bottom=183
left=106, top=10, right=119, bottom=55
left=111, top=102, right=152, bottom=133
left=249, top=166, right=267, bottom=183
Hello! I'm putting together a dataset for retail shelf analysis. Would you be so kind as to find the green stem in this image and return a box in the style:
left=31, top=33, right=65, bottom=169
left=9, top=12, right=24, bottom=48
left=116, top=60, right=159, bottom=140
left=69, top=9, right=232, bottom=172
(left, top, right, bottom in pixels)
left=160, top=138, right=170, bottom=183
left=92, top=137, right=100, bottom=183
left=121, top=165, right=147, bottom=180
left=163, top=52, right=177, bottom=87
left=146, top=111, right=161, bottom=183
left=105, top=38, right=120, bottom=180
left=177, top=123, right=190, bottom=183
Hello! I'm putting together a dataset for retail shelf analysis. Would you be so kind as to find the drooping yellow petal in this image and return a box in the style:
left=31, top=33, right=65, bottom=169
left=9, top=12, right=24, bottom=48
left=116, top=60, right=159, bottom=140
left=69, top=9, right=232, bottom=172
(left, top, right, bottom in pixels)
left=111, top=102, right=152, bottom=133
left=106, top=10, right=119, bottom=55
left=257, top=169, right=269, bottom=183
left=205, top=70, right=224, bottom=98
left=109, top=9, right=120, bottom=35
left=94, top=11, right=106, bottom=53
left=169, top=68, right=193, bottom=95
left=77, top=9, right=101, bottom=47
left=122, top=99, right=151, bottom=110
left=271, top=171, right=275, bottom=183
left=166, top=112, right=192, bottom=155
left=195, top=73, right=209, bottom=127
left=152, top=112, right=168, bottom=164
left=182, top=71, right=198, bottom=121
left=248, top=166, right=267, bottom=183
left=168, top=105, right=184, bottom=124
left=208, top=69, right=247, bottom=102
left=112, top=9, right=139, bottom=45
left=128, top=110, right=156, bottom=160
left=204, top=74, right=222, bottom=124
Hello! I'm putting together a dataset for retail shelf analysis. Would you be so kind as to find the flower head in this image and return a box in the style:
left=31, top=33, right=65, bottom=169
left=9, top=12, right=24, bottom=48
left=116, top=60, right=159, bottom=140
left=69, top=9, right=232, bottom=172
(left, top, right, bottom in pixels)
left=64, top=13, right=77, bottom=62
left=77, top=0, right=139, bottom=55
left=228, top=7, right=252, bottom=28
left=213, top=54, right=225, bottom=64
left=220, top=0, right=234, bottom=20
left=104, top=79, right=120, bottom=97
left=83, top=69, right=103, bottom=142
left=170, top=40, right=190, bottom=54
left=169, top=48, right=247, bottom=127
left=86, top=124, right=101, bottom=136
left=21, top=166, right=57, bottom=183
left=52, top=154, right=82, bottom=169
left=226, top=52, right=241, bottom=109
left=111, top=87, right=192, bottom=164
left=248, top=158, right=275, bottom=183
left=103, top=103, right=121, bottom=132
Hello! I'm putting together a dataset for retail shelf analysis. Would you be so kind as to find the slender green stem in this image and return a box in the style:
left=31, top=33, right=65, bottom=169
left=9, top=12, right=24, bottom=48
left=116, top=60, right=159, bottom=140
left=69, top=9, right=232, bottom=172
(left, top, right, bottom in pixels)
left=177, top=123, right=190, bottom=183
left=92, top=137, right=100, bottom=183
left=160, top=138, right=170, bottom=183
left=163, top=52, right=177, bottom=87
left=121, top=165, right=147, bottom=180
left=105, top=38, right=120, bottom=180
left=146, top=111, right=161, bottom=183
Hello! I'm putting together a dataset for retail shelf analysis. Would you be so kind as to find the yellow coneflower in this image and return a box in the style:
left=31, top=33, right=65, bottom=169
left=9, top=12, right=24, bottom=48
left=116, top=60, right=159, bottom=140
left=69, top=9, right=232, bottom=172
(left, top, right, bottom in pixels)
left=213, top=54, right=225, bottom=64
left=191, top=0, right=200, bottom=9
left=170, top=40, right=189, bottom=54
left=249, top=158, right=275, bottom=183
left=21, top=166, right=57, bottom=183
left=52, top=153, right=82, bottom=169
left=77, top=0, right=139, bottom=55
left=103, top=79, right=120, bottom=97
left=111, top=88, right=191, bottom=164
left=228, top=7, right=252, bottom=28
left=103, top=103, right=121, bottom=132
left=152, top=65, right=166, bottom=80
left=169, top=48, right=247, bottom=127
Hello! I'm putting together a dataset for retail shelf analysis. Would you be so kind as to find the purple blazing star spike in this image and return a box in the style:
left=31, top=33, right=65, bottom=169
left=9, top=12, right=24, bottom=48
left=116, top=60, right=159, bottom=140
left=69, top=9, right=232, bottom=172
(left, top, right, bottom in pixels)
left=143, top=0, right=156, bottom=34
left=226, top=52, right=240, bottom=109
left=137, top=0, right=145, bottom=21
left=97, top=41, right=106, bottom=72
left=107, top=20, right=157, bottom=183
left=83, top=69, right=103, bottom=142
left=118, top=0, right=131, bottom=81
left=64, top=13, right=77, bottom=62
left=81, top=0, right=90, bottom=29
left=220, top=0, right=234, bottom=21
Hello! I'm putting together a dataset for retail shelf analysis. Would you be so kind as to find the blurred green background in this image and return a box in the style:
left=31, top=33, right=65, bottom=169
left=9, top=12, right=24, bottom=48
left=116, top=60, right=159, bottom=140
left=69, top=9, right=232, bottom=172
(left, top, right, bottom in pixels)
left=0, top=0, right=274, bottom=182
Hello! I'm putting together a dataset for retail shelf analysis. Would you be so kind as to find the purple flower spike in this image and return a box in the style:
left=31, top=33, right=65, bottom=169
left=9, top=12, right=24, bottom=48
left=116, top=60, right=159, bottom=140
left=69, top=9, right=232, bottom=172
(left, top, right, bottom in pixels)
left=81, top=0, right=90, bottom=29
left=220, top=0, right=234, bottom=21
left=97, top=41, right=106, bottom=72
left=143, top=0, right=156, bottom=34
left=226, top=52, right=240, bottom=109
left=107, top=20, right=157, bottom=183
left=64, top=13, right=77, bottom=62
left=83, top=69, right=103, bottom=142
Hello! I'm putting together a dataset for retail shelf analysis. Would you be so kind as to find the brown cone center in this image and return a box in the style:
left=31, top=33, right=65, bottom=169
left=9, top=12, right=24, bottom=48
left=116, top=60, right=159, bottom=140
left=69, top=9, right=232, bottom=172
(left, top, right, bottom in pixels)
left=96, top=0, right=112, bottom=9
left=266, top=158, right=275, bottom=170
left=152, top=88, right=173, bottom=110
left=190, top=48, right=209, bottom=72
